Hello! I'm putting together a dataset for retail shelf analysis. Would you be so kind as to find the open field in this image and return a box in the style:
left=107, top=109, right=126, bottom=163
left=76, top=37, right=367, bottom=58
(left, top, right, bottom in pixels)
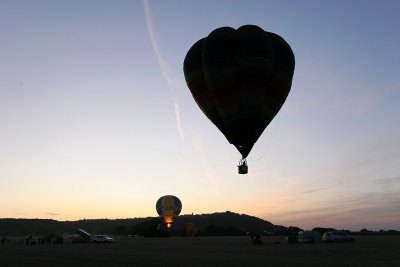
left=0, top=236, right=399, bottom=266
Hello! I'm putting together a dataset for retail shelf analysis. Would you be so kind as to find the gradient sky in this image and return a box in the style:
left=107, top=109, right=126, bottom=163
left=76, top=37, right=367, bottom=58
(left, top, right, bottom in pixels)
left=1, top=0, right=399, bottom=231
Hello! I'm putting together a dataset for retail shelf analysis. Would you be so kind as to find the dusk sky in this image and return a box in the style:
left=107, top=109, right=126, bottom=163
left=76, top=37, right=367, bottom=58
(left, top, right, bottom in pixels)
left=1, top=0, right=399, bottom=231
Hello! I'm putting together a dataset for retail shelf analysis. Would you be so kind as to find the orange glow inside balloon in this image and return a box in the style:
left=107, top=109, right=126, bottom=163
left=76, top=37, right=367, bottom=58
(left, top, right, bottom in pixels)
left=164, top=216, right=173, bottom=223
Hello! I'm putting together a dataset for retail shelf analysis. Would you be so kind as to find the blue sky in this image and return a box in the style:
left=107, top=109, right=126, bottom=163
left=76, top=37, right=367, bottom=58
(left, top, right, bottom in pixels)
left=0, top=0, right=399, bottom=231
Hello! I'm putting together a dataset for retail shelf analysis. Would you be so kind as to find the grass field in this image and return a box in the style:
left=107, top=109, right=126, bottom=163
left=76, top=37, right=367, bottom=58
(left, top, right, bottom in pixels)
left=0, top=236, right=399, bottom=266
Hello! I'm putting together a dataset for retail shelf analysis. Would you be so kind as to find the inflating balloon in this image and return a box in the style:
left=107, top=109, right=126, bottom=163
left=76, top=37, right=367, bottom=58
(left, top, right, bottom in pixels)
left=156, top=195, right=182, bottom=229
left=181, top=222, right=198, bottom=237
left=183, top=25, right=295, bottom=174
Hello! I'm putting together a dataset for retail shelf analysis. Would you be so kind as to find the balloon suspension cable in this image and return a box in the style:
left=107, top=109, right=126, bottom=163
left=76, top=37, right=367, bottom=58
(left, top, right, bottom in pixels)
left=238, top=158, right=248, bottom=174
left=249, top=112, right=281, bottom=162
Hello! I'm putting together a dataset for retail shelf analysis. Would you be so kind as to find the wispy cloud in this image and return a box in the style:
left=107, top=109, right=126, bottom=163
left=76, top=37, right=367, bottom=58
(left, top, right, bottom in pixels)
left=237, top=168, right=400, bottom=230
left=259, top=189, right=400, bottom=230
left=143, top=0, right=184, bottom=140
left=299, top=185, right=334, bottom=195
left=174, top=101, right=184, bottom=140
left=321, top=139, right=400, bottom=181
left=143, top=0, right=172, bottom=86
left=46, top=212, right=60, bottom=216
left=13, top=208, right=27, bottom=216
left=278, top=177, right=298, bottom=189
left=375, top=176, right=400, bottom=185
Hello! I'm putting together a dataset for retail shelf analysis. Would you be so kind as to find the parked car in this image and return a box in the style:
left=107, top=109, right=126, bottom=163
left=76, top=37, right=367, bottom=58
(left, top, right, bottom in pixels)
left=92, top=235, right=114, bottom=243
left=322, top=231, right=354, bottom=242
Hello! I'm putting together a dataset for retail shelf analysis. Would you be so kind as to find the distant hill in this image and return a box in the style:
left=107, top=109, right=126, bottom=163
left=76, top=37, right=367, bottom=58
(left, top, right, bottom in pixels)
left=0, top=212, right=287, bottom=236
left=174, top=211, right=287, bottom=235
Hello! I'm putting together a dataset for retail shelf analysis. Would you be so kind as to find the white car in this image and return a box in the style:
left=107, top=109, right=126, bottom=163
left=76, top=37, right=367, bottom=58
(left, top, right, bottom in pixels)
left=322, top=231, right=354, bottom=242
left=92, top=235, right=114, bottom=243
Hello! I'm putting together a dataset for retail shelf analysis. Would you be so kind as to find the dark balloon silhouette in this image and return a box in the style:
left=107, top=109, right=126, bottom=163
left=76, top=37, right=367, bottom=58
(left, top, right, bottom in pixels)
left=183, top=25, right=295, bottom=174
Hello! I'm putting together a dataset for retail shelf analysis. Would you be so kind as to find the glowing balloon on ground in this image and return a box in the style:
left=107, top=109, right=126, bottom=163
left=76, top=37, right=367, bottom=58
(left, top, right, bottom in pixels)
left=156, top=195, right=182, bottom=229
left=180, top=222, right=198, bottom=237
left=183, top=25, right=295, bottom=174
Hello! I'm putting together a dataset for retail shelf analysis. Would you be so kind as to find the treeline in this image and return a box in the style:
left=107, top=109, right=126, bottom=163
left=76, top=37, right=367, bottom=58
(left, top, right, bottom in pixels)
left=0, top=212, right=286, bottom=237
left=123, top=217, right=247, bottom=237
left=2, top=213, right=396, bottom=237
left=311, top=227, right=400, bottom=235
left=352, top=229, right=400, bottom=236
left=124, top=211, right=288, bottom=236
left=0, top=218, right=146, bottom=237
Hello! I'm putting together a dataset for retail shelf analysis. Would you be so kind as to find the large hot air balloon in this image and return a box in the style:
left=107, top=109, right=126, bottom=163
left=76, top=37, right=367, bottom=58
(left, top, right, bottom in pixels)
left=156, top=195, right=182, bottom=229
left=183, top=25, right=295, bottom=174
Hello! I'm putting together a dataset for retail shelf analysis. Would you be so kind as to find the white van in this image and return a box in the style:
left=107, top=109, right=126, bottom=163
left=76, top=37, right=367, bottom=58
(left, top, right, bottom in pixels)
left=322, top=231, right=354, bottom=242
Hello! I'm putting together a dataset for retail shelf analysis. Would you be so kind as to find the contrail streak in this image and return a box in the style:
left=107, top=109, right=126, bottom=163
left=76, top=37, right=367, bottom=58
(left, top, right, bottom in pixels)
left=143, top=0, right=183, bottom=139
left=175, top=101, right=184, bottom=140
left=143, top=0, right=173, bottom=86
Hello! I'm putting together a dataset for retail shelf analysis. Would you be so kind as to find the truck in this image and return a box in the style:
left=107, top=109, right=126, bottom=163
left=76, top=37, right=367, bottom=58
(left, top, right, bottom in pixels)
left=72, top=229, right=114, bottom=244
left=72, top=228, right=91, bottom=243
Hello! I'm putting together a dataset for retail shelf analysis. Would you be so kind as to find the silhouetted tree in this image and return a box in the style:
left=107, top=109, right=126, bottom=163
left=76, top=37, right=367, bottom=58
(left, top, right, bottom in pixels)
left=312, top=227, right=336, bottom=235
left=113, top=225, right=128, bottom=235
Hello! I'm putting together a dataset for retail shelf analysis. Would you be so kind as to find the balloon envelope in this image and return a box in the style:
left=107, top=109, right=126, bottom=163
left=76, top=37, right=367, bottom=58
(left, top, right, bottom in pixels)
left=156, top=195, right=182, bottom=226
left=183, top=25, right=295, bottom=159
left=181, top=222, right=198, bottom=237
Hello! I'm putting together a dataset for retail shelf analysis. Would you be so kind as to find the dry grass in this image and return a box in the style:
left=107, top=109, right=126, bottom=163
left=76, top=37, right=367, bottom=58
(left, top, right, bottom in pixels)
left=0, top=236, right=399, bottom=266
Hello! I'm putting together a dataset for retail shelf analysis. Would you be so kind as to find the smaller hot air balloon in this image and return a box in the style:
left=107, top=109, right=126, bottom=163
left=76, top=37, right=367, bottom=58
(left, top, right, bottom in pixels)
left=180, top=222, right=198, bottom=237
left=156, top=195, right=182, bottom=229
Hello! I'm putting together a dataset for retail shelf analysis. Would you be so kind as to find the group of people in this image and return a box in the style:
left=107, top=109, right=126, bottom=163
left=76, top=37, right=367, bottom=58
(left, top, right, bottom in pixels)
left=250, top=233, right=263, bottom=244
left=23, top=234, right=64, bottom=245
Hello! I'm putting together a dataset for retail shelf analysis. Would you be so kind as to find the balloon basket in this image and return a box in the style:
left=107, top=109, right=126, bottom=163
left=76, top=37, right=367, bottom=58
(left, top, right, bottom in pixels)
left=238, top=159, right=248, bottom=174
